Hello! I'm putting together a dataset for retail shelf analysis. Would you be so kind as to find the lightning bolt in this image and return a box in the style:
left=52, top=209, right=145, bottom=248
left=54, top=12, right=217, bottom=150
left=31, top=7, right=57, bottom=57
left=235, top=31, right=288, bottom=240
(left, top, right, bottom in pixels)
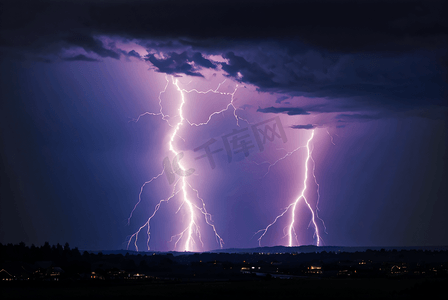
left=127, top=75, right=240, bottom=252
left=326, top=128, right=336, bottom=146
left=127, top=169, right=165, bottom=225
left=128, top=72, right=327, bottom=251
left=131, top=77, right=171, bottom=124
left=256, top=129, right=324, bottom=247
left=127, top=178, right=182, bottom=251
left=181, top=81, right=248, bottom=127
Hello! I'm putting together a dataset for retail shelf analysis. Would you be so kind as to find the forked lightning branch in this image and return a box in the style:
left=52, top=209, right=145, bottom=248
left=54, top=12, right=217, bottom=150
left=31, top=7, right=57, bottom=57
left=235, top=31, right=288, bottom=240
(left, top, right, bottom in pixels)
left=127, top=75, right=326, bottom=251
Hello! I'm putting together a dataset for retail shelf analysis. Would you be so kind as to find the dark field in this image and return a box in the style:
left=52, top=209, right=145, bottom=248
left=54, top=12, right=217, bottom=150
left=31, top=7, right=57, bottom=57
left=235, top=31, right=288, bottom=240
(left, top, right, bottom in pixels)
left=1, top=278, right=446, bottom=299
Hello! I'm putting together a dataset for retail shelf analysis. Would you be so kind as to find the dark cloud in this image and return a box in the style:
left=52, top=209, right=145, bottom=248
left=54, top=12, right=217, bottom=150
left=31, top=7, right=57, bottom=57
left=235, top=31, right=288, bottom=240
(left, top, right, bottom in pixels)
left=276, top=96, right=290, bottom=104
left=39, top=0, right=445, bottom=52
left=221, top=52, right=276, bottom=87
left=62, top=33, right=120, bottom=60
left=1, top=0, right=446, bottom=118
left=2, top=0, right=446, bottom=53
left=335, top=113, right=384, bottom=122
left=239, top=104, right=253, bottom=110
left=127, top=50, right=141, bottom=59
left=118, top=49, right=143, bottom=61
left=145, top=51, right=216, bottom=77
left=218, top=49, right=447, bottom=110
left=257, top=106, right=310, bottom=116
left=191, top=52, right=217, bottom=69
left=290, top=124, right=315, bottom=130
left=63, top=54, right=100, bottom=62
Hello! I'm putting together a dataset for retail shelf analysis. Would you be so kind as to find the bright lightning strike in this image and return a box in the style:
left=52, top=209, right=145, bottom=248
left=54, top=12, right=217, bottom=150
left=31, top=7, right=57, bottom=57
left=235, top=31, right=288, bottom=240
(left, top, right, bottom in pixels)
left=287, top=130, right=320, bottom=246
left=127, top=75, right=239, bottom=252
left=128, top=73, right=326, bottom=251
left=256, top=129, right=324, bottom=247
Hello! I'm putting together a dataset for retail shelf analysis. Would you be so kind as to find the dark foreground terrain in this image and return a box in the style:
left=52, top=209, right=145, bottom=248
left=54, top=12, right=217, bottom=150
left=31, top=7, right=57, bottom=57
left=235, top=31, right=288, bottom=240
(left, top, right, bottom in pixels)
left=2, top=242, right=447, bottom=298
left=1, top=277, right=446, bottom=299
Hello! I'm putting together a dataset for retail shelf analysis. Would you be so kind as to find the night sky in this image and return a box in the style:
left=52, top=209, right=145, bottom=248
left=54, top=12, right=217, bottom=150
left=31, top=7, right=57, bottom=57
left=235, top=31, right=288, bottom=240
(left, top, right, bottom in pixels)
left=1, top=0, right=447, bottom=251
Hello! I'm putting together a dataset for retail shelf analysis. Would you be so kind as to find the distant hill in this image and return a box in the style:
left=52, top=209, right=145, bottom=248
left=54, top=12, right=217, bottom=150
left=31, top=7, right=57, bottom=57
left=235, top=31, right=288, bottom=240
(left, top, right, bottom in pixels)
left=208, top=245, right=448, bottom=254
left=86, top=245, right=448, bottom=256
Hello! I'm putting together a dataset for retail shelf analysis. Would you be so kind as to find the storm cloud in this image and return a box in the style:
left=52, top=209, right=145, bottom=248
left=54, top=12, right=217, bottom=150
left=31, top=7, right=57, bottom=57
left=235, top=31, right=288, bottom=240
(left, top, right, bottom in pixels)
left=1, top=0, right=446, bottom=118
left=290, top=124, right=316, bottom=130
left=257, top=106, right=310, bottom=116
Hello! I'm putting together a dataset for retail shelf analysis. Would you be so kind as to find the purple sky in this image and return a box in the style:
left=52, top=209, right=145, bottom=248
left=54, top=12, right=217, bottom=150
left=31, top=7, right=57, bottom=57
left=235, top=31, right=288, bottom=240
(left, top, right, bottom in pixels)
left=1, top=0, right=447, bottom=251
